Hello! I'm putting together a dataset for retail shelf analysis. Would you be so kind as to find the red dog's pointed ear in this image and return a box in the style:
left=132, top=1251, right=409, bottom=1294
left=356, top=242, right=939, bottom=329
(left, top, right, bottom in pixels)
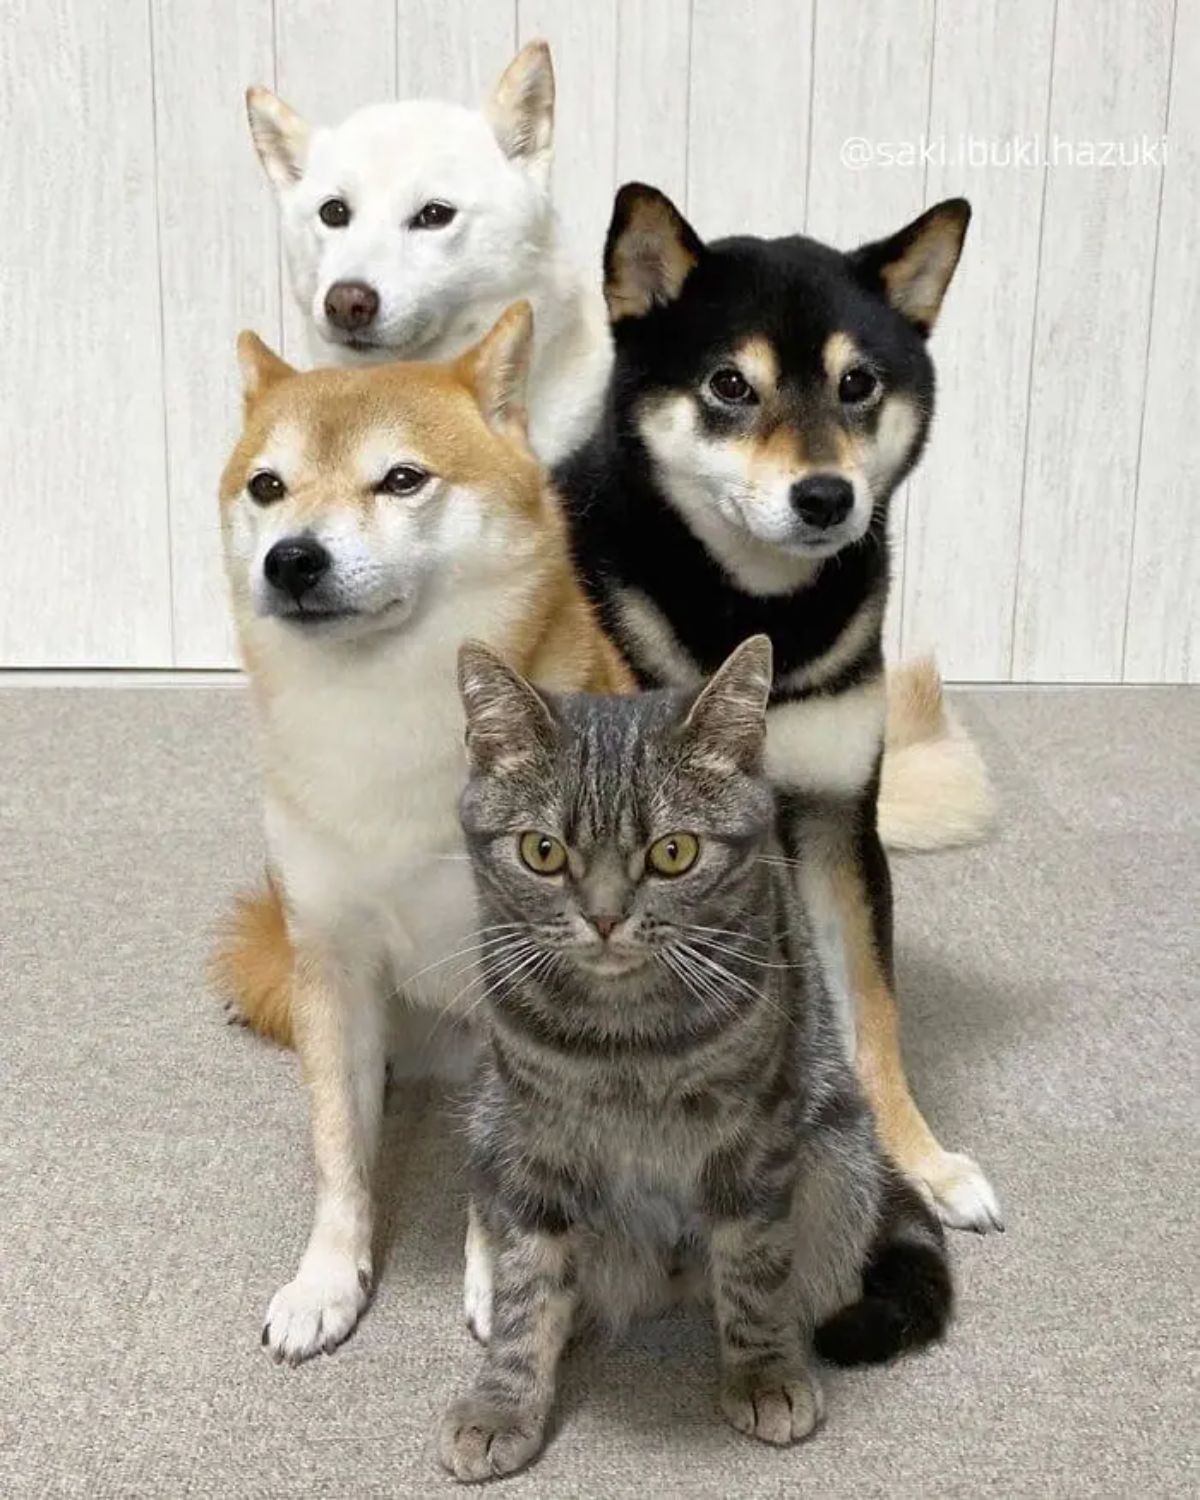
left=603, top=183, right=704, bottom=323
left=455, top=301, right=534, bottom=443
left=236, top=332, right=296, bottom=409
left=851, top=199, right=971, bottom=335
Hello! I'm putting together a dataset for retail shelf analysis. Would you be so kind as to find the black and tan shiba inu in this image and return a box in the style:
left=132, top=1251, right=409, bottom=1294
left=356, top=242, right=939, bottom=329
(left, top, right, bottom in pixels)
left=555, top=184, right=1000, bottom=1229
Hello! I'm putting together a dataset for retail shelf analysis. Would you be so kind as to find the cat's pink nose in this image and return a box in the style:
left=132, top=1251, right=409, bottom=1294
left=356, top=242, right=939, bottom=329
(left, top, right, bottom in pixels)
left=590, top=914, right=620, bottom=940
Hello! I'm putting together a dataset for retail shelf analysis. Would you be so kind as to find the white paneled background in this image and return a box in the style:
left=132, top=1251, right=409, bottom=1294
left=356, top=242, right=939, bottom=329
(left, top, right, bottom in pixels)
left=1, top=0, right=1196, bottom=680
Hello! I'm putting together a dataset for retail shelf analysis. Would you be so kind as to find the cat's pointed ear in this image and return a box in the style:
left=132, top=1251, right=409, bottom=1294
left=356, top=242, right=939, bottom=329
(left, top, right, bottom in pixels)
left=603, top=183, right=704, bottom=323
left=458, top=641, right=557, bottom=773
left=246, top=86, right=311, bottom=192
left=456, top=301, right=534, bottom=442
left=486, top=40, right=554, bottom=185
left=850, top=198, right=970, bottom=336
left=679, top=636, right=773, bottom=772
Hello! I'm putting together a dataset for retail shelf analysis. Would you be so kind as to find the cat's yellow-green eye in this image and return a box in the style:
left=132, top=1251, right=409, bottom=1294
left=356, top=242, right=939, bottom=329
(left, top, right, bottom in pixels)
left=518, top=831, right=567, bottom=875
left=646, top=832, right=700, bottom=877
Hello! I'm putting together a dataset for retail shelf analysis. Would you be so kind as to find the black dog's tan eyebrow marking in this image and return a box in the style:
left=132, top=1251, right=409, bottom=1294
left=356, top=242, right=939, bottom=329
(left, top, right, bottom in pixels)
left=822, top=332, right=863, bottom=382
left=733, top=336, right=779, bottom=397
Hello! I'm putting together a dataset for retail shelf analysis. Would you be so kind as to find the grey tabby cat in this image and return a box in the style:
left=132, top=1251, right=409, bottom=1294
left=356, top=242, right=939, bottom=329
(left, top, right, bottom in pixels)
left=440, top=635, right=951, bottom=1482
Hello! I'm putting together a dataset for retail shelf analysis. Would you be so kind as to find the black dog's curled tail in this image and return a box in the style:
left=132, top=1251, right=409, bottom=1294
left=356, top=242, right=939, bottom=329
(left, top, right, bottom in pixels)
left=814, top=1169, right=953, bottom=1366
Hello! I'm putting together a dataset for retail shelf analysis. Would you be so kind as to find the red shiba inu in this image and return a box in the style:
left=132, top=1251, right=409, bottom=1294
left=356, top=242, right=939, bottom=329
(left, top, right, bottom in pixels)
left=216, top=303, right=629, bottom=1363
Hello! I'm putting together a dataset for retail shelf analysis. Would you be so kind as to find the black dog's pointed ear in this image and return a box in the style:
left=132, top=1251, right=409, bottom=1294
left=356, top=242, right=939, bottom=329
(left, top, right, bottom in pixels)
left=850, top=198, right=971, bottom=336
left=603, top=183, right=704, bottom=323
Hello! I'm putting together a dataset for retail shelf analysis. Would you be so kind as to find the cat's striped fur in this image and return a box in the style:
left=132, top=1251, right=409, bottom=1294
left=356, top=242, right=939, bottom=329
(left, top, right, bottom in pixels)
left=440, top=637, right=951, bottom=1480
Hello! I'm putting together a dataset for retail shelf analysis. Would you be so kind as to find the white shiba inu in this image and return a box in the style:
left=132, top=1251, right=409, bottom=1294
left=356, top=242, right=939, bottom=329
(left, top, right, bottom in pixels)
left=246, top=41, right=610, bottom=465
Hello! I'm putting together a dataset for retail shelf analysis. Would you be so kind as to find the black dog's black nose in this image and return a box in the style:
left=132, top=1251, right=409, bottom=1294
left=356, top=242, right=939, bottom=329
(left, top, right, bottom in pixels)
left=263, top=537, right=331, bottom=601
left=324, top=280, right=379, bottom=331
left=790, top=475, right=854, bottom=530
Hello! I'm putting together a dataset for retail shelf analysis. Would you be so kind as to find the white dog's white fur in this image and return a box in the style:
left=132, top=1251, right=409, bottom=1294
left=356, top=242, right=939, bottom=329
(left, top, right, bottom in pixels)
left=247, top=41, right=610, bottom=464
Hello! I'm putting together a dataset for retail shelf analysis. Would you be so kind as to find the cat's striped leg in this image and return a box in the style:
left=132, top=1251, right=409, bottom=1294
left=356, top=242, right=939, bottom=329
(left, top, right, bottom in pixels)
left=709, top=1214, right=824, bottom=1447
left=439, top=1213, right=577, bottom=1482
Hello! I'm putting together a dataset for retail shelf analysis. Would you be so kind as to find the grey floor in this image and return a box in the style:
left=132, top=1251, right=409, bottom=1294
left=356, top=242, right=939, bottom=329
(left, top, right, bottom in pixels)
left=1, top=684, right=1196, bottom=1498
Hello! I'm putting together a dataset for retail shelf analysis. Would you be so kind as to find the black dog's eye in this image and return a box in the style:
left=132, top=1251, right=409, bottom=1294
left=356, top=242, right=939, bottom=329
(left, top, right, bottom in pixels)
left=410, top=200, right=457, bottom=230
left=247, top=470, right=286, bottom=505
left=838, top=366, right=879, bottom=405
left=708, top=367, right=756, bottom=405
left=376, top=464, right=430, bottom=497
left=318, top=198, right=351, bottom=228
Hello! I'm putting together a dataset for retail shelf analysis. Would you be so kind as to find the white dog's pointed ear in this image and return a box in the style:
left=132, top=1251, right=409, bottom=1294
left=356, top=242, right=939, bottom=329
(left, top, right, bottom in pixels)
left=246, top=86, right=311, bottom=191
left=236, top=331, right=295, bottom=409
left=457, top=301, right=535, bottom=442
left=604, top=183, right=704, bottom=322
left=485, top=40, right=554, bottom=183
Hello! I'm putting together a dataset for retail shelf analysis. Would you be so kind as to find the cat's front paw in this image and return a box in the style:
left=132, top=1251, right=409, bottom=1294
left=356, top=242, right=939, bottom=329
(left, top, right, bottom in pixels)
left=720, top=1366, right=825, bottom=1446
left=915, top=1150, right=1004, bottom=1233
left=261, top=1248, right=372, bottom=1365
left=438, top=1396, right=547, bottom=1482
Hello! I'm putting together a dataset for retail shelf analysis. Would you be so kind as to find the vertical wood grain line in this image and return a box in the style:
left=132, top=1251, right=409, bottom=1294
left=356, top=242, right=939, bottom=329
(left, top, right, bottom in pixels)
left=611, top=0, right=621, bottom=186
left=896, top=0, right=939, bottom=657
left=145, top=0, right=176, bottom=665
left=1119, top=0, right=1179, bottom=680
left=801, top=0, right=817, bottom=230
left=1006, top=0, right=1060, bottom=679
left=271, top=0, right=285, bottom=359
left=682, top=0, right=695, bottom=215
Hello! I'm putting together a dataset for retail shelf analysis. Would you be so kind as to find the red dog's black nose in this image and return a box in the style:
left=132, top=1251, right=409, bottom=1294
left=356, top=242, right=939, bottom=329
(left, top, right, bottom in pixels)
left=324, top=280, right=379, bottom=332
left=264, top=537, right=331, bottom=601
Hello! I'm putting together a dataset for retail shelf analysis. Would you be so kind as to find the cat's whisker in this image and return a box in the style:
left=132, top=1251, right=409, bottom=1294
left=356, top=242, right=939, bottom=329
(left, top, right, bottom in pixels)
left=675, top=941, right=792, bottom=1027
left=425, top=934, right=539, bottom=1038
left=399, top=924, right=527, bottom=988
left=658, top=949, right=729, bottom=1030
left=663, top=946, right=742, bottom=1022
left=682, top=932, right=806, bottom=971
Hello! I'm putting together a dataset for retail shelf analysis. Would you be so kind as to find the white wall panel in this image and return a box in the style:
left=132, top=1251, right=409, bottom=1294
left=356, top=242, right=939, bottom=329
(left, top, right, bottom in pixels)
left=154, top=1, right=278, bottom=669
left=687, top=0, right=814, bottom=238
left=1011, top=0, right=1174, bottom=681
left=518, top=0, right=618, bottom=266
left=395, top=0, right=517, bottom=104
left=615, top=0, right=692, bottom=214
left=0, top=0, right=171, bottom=666
left=1, top=0, right=1195, bottom=679
left=1124, top=0, right=1199, bottom=683
left=901, top=0, right=1055, bottom=679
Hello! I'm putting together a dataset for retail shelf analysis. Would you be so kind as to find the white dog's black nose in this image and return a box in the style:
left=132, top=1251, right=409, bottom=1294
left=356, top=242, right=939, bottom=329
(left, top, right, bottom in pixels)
left=324, top=281, right=379, bottom=332
left=790, top=475, right=854, bottom=530
left=264, top=537, right=331, bottom=601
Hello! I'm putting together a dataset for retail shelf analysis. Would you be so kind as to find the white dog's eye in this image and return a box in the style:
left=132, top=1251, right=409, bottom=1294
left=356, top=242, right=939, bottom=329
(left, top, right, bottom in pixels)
left=318, top=198, right=351, bottom=229
left=410, top=201, right=457, bottom=230
left=376, top=464, right=430, bottom=497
